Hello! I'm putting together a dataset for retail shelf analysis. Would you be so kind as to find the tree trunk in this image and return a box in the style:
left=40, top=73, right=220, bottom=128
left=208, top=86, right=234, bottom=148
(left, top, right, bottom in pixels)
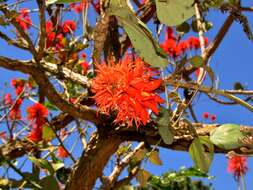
left=66, top=131, right=122, bottom=190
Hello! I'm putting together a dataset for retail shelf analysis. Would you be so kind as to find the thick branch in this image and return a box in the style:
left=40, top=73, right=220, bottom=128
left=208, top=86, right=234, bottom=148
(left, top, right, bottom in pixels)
left=0, top=56, right=101, bottom=125
left=66, top=131, right=122, bottom=190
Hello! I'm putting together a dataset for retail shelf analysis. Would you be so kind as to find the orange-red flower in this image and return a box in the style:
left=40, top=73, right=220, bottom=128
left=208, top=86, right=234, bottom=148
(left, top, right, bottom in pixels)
left=228, top=155, right=248, bottom=181
left=27, top=103, right=48, bottom=127
left=11, top=78, right=25, bottom=96
left=62, top=20, right=76, bottom=34
left=9, top=98, right=23, bottom=120
left=91, top=56, right=164, bottom=127
left=27, top=125, right=42, bottom=143
left=15, top=8, right=32, bottom=31
left=57, top=146, right=69, bottom=158
left=4, top=93, right=12, bottom=105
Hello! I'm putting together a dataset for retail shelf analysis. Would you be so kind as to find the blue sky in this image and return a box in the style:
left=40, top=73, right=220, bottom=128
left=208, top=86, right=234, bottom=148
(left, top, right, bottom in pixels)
left=0, top=1, right=253, bottom=189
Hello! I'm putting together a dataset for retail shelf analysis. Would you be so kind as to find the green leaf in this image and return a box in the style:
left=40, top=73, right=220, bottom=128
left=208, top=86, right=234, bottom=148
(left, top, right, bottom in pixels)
left=189, top=136, right=214, bottom=173
left=155, top=0, right=195, bottom=26
left=52, top=162, right=65, bottom=172
left=179, top=167, right=213, bottom=178
left=191, top=20, right=213, bottom=33
left=157, top=109, right=174, bottom=145
left=190, top=56, right=203, bottom=68
left=233, top=82, right=244, bottom=90
left=136, top=169, right=151, bottom=187
left=46, top=0, right=80, bottom=5
left=148, top=150, right=163, bottom=165
left=56, top=167, right=71, bottom=184
left=42, top=124, right=56, bottom=141
left=40, top=176, right=60, bottom=190
left=135, top=148, right=148, bottom=161
left=205, top=0, right=224, bottom=8
left=43, top=101, right=58, bottom=111
left=210, top=123, right=244, bottom=150
left=109, top=0, right=168, bottom=68
left=118, top=186, right=134, bottom=190
left=28, top=156, right=54, bottom=176
left=176, top=22, right=190, bottom=34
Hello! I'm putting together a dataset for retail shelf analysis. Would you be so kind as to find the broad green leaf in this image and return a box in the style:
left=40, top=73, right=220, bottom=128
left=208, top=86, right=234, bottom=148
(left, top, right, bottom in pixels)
left=28, top=156, right=54, bottom=176
left=176, top=22, right=190, bottom=34
left=149, top=150, right=163, bottom=165
left=118, top=186, right=134, bottom=190
left=155, top=0, right=195, bottom=26
left=135, top=148, right=148, bottom=161
left=210, top=123, right=244, bottom=150
left=179, top=167, right=213, bottom=178
left=189, top=136, right=214, bottom=172
left=233, top=82, right=244, bottom=90
left=136, top=169, right=151, bottom=187
left=109, top=0, right=168, bottom=68
left=46, top=0, right=80, bottom=5
left=190, top=56, right=203, bottom=68
left=52, top=162, right=65, bottom=172
left=56, top=167, right=71, bottom=184
left=40, top=176, right=60, bottom=190
left=157, top=109, right=174, bottom=145
left=42, top=124, right=56, bottom=141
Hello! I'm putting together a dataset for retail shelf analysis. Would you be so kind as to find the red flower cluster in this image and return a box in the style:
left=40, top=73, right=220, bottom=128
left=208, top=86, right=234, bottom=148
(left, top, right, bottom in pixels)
left=202, top=112, right=216, bottom=122
left=4, top=93, right=12, bottom=105
left=27, top=103, right=48, bottom=126
left=27, top=125, right=42, bottom=143
left=15, top=8, right=32, bottom=31
left=69, top=2, right=86, bottom=13
left=9, top=98, right=23, bottom=121
left=228, top=156, right=248, bottom=181
left=62, top=20, right=76, bottom=34
left=26, top=103, right=48, bottom=143
left=11, top=78, right=25, bottom=96
left=160, top=27, right=208, bottom=59
left=91, top=0, right=100, bottom=14
left=92, top=56, right=164, bottom=127
left=45, top=20, right=76, bottom=49
left=79, top=54, right=90, bottom=75
left=57, top=146, right=69, bottom=158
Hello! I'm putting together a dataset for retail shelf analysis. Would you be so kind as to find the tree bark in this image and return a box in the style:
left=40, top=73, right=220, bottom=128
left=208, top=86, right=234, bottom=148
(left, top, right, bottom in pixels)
left=66, top=131, right=122, bottom=190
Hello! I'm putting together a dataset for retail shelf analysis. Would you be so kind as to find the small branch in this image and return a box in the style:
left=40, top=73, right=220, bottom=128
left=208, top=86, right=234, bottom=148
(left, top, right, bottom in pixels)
left=103, top=142, right=145, bottom=189
left=240, top=6, right=253, bottom=12
left=2, top=155, right=42, bottom=189
left=0, top=177, right=33, bottom=189
left=112, top=166, right=139, bottom=190
left=36, top=0, right=46, bottom=60
left=185, top=14, right=234, bottom=76
left=52, top=125, right=76, bottom=163
left=0, top=5, right=38, bottom=59
left=204, top=14, right=234, bottom=60
left=0, top=30, right=29, bottom=51
left=165, top=79, right=253, bottom=113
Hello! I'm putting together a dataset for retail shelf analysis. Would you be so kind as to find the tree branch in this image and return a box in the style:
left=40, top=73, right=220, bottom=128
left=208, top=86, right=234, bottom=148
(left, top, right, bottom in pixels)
left=102, top=142, right=145, bottom=189
left=0, top=56, right=101, bottom=125
left=0, top=5, right=37, bottom=59
left=66, top=130, right=122, bottom=190
left=36, top=0, right=46, bottom=60
left=0, top=30, right=29, bottom=51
